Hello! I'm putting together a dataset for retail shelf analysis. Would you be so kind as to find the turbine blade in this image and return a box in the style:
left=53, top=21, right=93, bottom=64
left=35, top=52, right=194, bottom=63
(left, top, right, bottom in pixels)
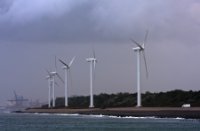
left=59, top=59, right=68, bottom=68
left=93, top=48, right=96, bottom=59
left=144, top=30, right=149, bottom=45
left=55, top=56, right=57, bottom=71
left=130, top=38, right=143, bottom=49
left=45, top=69, right=51, bottom=76
left=56, top=73, right=64, bottom=83
left=91, top=42, right=96, bottom=58
left=55, top=82, right=59, bottom=87
left=69, top=56, right=76, bottom=67
left=142, top=50, right=149, bottom=78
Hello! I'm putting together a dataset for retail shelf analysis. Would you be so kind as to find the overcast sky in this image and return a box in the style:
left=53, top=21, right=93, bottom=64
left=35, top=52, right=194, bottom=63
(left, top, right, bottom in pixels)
left=0, top=0, right=200, bottom=106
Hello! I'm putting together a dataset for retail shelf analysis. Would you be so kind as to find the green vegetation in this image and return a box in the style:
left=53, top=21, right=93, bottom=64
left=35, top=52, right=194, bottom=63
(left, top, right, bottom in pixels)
left=42, top=90, right=200, bottom=108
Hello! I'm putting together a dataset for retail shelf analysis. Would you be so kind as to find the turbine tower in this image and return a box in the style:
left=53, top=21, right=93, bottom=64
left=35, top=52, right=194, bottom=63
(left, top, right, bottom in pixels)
left=86, top=50, right=97, bottom=108
left=59, top=56, right=75, bottom=107
left=50, top=71, right=56, bottom=107
left=46, top=71, right=52, bottom=108
left=131, top=30, right=149, bottom=107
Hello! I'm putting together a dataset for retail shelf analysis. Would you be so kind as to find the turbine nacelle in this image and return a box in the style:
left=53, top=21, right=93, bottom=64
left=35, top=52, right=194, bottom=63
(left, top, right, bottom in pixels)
left=132, top=47, right=141, bottom=51
left=50, top=72, right=57, bottom=76
left=62, top=66, right=68, bottom=70
left=132, top=44, right=145, bottom=51
left=86, top=58, right=97, bottom=62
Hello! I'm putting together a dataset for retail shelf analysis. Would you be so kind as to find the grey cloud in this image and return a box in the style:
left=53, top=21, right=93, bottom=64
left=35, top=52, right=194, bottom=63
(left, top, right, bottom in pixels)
left=0, top=0, right=13, bottom=14
left=0, top=0, right=199, bottom=44
left=0, top=0, right=97, bottom=43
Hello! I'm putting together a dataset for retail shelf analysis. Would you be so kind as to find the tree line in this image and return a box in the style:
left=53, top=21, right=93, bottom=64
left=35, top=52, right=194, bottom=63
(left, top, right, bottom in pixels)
left=41, top=90, right=200, bottom=108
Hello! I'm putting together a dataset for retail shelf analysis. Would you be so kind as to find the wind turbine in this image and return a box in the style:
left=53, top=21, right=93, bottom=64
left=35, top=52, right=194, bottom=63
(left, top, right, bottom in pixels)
left=131, top=30, right=149, bottom=107
left=86, top=49, right=97, bottom=108
left=59, top=56, right=75, bottom=107
left=50, top=56, right=64, bottom=107
left=46, top=68, right=62, bottom=108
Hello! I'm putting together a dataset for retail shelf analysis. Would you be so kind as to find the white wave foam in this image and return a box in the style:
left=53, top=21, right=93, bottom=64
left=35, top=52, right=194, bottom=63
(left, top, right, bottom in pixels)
left=54, top=113, right=80, bottom=116
left=108, top=115, right=186, bottom=120
left=108, top=115, right=120, bottom=118
left=124, top=116, right=157, bottom=119
left=108, top=115, right=157, bottom=119
left=34, top=113, right=50, bottom=115
left=88, top=114, right=105, bottom=118
left=175, top=117, right=185, bottom=120
left=31, top=113, right=186, bottom=120
left=33, top=113, right=80, bottom=117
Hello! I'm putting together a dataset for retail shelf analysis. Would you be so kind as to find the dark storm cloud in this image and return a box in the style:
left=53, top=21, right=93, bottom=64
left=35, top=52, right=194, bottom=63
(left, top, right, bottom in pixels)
left=0, top=0, right=199, bottom=44
left=0, top=0, right=92, bottom=43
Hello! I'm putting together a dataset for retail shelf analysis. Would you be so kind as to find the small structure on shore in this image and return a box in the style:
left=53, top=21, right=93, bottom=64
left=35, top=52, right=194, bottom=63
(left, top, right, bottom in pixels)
left=182, top=104, right=191, bottom=108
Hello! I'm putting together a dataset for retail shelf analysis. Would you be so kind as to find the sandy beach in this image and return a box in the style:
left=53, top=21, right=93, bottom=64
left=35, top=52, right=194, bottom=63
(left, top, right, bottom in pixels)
left=22, top=107, right=200, bottom=119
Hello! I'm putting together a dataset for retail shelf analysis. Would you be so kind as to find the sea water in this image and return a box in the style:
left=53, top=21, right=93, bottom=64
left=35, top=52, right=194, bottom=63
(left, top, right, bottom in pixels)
left=0, top=113, right=200, bottom=131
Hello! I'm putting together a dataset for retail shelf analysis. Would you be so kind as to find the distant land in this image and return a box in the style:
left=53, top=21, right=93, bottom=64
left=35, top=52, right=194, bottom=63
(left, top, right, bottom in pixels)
left=21, top=90, right=200, bottom=119
left=24, top=107, right=200, bottom=119
left=42, top=89, right=200, bottom=108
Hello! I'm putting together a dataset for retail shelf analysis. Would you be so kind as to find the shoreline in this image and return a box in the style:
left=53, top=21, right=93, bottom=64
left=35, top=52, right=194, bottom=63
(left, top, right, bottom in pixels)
left=21, top=107, right=200, bottom=119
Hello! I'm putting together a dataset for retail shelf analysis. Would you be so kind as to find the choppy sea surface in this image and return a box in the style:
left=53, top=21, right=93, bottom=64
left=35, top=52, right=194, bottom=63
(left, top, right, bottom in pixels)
left=0, top=112, right=200, bottom=131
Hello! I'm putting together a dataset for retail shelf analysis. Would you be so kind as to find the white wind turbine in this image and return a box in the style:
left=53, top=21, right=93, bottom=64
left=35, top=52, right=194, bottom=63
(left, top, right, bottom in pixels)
left=131, top=31, right=149, bottom=107
left=50, top=56, right=64, bottom=107
left=86, top=50, right=97, bottom=108
left=46, top=69, right=61, bottom=108
left=59, top=56, right=75, bottom=107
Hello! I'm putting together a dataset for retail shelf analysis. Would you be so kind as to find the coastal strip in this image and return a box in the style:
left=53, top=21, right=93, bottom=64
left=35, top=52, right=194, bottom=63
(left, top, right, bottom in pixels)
left=22, top=107, right=200, bottom=119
